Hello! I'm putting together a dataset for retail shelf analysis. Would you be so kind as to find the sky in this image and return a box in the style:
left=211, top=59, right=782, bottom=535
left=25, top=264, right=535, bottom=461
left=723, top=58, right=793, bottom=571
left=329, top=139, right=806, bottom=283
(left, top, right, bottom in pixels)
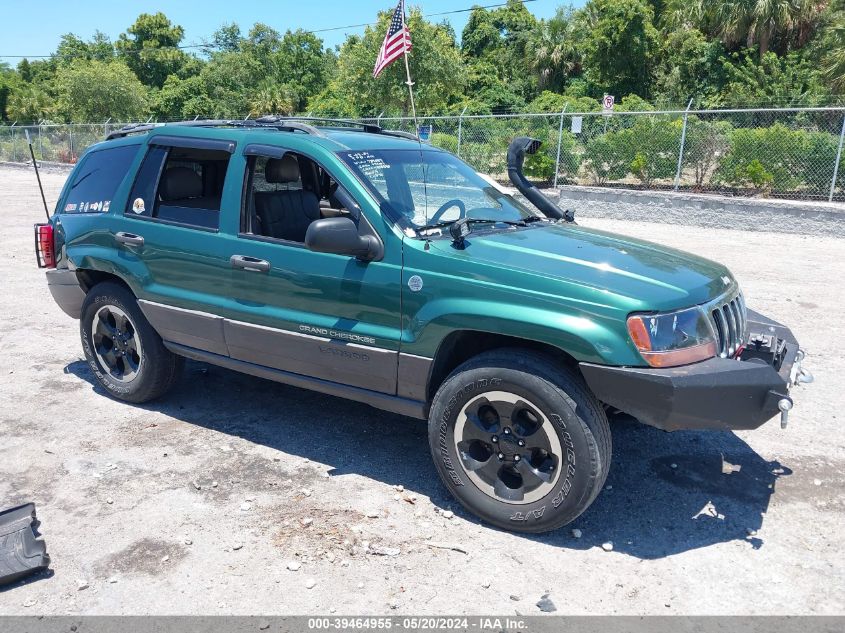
left=0, top=0, right=584, bottom=68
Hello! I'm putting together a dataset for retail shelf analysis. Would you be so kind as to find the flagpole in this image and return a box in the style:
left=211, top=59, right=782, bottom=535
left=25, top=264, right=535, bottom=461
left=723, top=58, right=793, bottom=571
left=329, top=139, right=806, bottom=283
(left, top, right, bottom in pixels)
left=400, top=1, right=420, bottom=139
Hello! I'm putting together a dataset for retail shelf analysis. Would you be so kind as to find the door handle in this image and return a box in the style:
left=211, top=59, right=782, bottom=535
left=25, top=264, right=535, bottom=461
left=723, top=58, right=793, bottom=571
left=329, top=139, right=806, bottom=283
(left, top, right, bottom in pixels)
left=115, top=232, right=144, bottom=247
left=230, top=254, right=270, bottom=273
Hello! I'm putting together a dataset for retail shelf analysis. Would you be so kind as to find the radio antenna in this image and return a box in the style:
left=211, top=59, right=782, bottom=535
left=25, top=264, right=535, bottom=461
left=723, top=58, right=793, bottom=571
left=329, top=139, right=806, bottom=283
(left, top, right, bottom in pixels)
left=25, top=129, right=50, bottom=221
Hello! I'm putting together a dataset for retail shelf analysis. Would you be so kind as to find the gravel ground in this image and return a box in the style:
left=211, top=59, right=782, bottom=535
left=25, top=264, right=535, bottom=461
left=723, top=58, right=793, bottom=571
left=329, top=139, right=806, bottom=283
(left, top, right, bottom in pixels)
left=1, top=166, right=843, bottom=615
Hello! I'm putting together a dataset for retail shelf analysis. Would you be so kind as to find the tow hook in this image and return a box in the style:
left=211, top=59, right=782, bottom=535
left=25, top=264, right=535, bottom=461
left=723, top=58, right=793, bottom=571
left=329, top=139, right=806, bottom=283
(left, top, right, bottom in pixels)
left=790, top=349, right=814, bottom=388
left=780, top=349, right=813, bottom=429
left=778, top=398, right=793, bottom=429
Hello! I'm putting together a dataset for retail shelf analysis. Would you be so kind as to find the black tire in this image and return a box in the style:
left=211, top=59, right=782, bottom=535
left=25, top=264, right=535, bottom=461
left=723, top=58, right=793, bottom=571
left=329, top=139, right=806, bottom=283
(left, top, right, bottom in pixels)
left=428, top=349, right=611, bottom=533
left=80, top=282, right=183, bottom=403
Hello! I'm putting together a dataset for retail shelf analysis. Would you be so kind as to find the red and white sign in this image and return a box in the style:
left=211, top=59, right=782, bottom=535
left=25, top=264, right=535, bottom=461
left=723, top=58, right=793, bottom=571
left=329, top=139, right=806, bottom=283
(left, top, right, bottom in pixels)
left=603, top=94, right=615, bottom=113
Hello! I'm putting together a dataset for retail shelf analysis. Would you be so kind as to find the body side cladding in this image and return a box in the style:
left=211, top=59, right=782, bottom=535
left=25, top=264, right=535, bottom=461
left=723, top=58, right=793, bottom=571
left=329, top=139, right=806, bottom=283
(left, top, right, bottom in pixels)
left=165, top=341, right=427, bottom=420
left=138, top=299, right=401, bottom=395
left=396, top=353, right=434, bottom=401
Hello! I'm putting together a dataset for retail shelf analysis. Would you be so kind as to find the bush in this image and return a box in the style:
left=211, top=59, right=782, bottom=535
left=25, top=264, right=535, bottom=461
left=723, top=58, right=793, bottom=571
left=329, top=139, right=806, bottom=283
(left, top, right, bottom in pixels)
left=679, top=117, right=732, bottom=189
left=625, top=116, right=680, bottom=187
left=584, top=133, right=630, bottom=185
left=430, top=132, right=458, bottom=154
left=714, top=123, right=807, bottom=194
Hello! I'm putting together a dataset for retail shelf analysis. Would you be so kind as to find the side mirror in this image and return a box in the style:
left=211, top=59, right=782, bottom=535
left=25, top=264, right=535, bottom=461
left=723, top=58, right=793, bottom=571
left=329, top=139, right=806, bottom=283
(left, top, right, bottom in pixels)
left=305, top=217, right=382, bottom=261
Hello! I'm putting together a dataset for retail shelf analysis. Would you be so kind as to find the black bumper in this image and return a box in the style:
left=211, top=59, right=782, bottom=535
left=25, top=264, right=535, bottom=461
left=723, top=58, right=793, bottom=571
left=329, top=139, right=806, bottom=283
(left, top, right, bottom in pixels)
left=46, top=268, right=86, bottom=319
left=580, top=310, right=803, bottom=431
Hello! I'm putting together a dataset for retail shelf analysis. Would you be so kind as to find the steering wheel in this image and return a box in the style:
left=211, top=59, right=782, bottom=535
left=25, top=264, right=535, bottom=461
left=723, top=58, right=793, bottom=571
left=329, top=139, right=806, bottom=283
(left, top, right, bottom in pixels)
left=428, top=199, right=466, bottom=225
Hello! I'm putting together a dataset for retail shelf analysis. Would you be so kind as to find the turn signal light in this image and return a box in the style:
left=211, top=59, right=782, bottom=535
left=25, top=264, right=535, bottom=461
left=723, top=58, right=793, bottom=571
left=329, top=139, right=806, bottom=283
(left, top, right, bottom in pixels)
left=627, top=307, right=719, bottom=368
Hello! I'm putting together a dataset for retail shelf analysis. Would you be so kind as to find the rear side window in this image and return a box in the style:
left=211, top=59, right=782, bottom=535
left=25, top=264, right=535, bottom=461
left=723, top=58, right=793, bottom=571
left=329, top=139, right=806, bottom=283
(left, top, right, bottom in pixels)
left=62, top=145, right=138, bottom=213
left=126, top=145, right=231, bottom=230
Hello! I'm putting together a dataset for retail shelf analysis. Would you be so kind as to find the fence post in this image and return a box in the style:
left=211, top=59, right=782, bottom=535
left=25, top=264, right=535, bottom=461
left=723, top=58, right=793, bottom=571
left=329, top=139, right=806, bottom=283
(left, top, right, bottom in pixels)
left=11, top=123, right=17, bottom=162
left=553, top=106, right=568, bottom=189
left=69, top=126, right=74, bottom=161
left=377, top=111, right=384, bottom=128
left=830, top=114, right=845, bottom=203
left=674, top=99, right=694, bottom=191
left=456, top=106, right=468, bottom=158
left=38, top=123, right=44, bottom=161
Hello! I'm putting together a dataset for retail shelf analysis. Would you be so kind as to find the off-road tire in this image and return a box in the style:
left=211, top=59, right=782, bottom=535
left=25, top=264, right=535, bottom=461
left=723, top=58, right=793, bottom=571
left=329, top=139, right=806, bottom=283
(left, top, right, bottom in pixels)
left=80, top=282, right=183, bottom=403
left=428, top=349, right=611, bottom=533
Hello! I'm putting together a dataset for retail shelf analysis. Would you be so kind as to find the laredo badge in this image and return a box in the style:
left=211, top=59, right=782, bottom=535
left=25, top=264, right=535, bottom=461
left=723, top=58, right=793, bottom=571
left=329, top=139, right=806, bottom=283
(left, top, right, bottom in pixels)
left=132, top=198, right=146, bottom=214
left=408, top=275, right=424, bottom=292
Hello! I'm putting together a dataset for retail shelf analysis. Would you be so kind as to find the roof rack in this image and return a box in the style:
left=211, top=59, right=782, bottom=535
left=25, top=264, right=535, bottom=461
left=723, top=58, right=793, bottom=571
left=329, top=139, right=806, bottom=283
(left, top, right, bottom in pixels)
left=105, top=116, right=421, bottom=142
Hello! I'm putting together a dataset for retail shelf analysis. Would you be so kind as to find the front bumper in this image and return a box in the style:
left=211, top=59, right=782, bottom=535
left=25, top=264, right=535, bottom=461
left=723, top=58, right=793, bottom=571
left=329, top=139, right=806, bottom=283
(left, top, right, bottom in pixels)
left=580, top=309, right=810, bottom=431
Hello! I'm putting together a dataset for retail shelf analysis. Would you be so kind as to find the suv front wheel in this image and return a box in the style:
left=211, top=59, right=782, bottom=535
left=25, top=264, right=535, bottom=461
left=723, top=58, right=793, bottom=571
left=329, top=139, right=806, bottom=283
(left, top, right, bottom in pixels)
left=428, top=349, right=611, bottom=533
left=80, top=282, right=183, bottom=403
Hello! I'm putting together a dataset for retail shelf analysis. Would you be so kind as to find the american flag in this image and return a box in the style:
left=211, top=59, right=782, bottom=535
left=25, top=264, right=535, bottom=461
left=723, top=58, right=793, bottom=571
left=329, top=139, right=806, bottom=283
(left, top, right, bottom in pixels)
left=373, top=0, right=412, bottom=78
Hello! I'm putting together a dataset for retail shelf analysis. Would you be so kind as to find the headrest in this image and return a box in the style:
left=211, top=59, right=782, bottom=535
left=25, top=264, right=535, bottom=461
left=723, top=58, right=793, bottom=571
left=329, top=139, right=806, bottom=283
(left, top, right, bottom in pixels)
left=265, top=155, right=300, bottom=184
left=160, top=167, right=202, bottom=201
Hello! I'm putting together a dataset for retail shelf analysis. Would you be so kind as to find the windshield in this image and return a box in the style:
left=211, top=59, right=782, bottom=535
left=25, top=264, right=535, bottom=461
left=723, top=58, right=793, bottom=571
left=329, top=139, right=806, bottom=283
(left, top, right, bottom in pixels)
left=338, top=149, right=540, bottom=231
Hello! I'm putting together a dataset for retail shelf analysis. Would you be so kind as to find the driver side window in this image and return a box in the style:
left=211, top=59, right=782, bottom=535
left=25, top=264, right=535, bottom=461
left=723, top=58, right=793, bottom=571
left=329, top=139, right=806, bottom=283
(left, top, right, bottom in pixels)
left=241, top=153, right=360, bottom=244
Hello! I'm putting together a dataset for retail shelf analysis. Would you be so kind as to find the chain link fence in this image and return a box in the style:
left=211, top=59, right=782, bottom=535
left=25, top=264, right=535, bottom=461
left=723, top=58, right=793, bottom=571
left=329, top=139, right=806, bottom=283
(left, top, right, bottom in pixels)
left=3, top=108, right=845, bottom=202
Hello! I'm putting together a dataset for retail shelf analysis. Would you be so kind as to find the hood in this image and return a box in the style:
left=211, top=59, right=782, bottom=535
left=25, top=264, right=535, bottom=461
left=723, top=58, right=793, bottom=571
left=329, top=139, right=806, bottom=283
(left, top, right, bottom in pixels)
left=431, top=222, right=735, bottom=310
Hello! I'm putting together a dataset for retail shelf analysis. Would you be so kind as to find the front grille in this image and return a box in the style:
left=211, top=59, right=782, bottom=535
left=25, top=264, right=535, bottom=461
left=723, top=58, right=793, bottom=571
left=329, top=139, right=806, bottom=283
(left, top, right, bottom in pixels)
left=710, top=292, right=747, bottom=358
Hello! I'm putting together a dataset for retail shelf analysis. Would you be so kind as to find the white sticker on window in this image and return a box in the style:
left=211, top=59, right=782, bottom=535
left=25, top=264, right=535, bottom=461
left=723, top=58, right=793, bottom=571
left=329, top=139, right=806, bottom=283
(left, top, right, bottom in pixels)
left=132, top=198, right=146, bottom=214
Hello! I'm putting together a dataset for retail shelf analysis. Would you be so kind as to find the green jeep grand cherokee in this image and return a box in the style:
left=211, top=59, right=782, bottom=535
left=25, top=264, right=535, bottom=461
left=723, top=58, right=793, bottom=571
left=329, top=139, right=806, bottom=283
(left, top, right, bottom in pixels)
left=35, top=118, right=811, bottom=533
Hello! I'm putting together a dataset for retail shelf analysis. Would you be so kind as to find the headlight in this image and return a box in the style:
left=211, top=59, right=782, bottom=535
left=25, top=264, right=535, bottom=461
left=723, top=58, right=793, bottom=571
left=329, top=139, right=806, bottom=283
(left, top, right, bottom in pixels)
left=627, top=306, right=718, bottom=368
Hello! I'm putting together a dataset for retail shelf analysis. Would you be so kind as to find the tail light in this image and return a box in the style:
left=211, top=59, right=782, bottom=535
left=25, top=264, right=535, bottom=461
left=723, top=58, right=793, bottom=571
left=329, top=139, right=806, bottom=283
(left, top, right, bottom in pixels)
left=34, top=223, right=56, bottom=268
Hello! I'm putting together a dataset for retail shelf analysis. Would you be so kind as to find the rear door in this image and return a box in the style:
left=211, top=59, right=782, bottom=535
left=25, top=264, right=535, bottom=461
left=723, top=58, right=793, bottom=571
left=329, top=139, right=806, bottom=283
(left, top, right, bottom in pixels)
left=220, top=143, right=404, bottom=395
left=115, top=134, right=239, bottom=355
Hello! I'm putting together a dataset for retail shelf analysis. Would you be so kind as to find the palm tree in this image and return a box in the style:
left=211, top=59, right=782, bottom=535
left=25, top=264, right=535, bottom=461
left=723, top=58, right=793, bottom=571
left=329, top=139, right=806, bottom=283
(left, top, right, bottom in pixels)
left=529, top=8, right=583, bottom=92
left=248, top=83, right=295, bottom=118
left=7, top=84, right=54, bottom=123
left=665, top=0, right=829, bottom=58
left=821, top=9, right=845, bottom=91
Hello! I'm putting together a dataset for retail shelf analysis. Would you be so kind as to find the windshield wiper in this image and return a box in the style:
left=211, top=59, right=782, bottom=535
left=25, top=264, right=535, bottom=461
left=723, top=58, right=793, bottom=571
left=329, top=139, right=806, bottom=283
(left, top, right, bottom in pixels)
left=417, top=218, right=529, bottom=234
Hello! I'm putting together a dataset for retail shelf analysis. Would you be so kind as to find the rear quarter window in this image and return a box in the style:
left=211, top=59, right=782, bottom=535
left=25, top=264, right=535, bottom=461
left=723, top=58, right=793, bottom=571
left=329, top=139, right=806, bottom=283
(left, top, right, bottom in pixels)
left=61, top=145, right=139, bottom=213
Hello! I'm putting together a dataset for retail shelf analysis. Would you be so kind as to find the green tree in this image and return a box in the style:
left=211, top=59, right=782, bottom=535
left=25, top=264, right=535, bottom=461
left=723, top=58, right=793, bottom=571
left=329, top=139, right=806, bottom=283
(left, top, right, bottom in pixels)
left=654, top=28, right=726, bottom=106
left=818, top=1, right=845, bottom=92
left=529, top=7, right=584, bottom=92
left=665, top=0, right=827, bottom=59
left=310, top=9, right=465, bottom=116
left=196, top=51, right=265, bottom=117
left=249, top=83, right=296, bottom=117
left=0, top=63, right=17, bottom=121
left=55, top=60, right=148, bottom=122
left=6, top=83, right=54, bottom=122
left=116, top=12, right=196, bottom=88
left=207, top=23, right=243, bottom=53
left=55, top=32, right=115, bottom=63
left=461, top=0, right=540, bottom=101
left=715, top=50, right=828, bottom=107
left=153, top=74, right=213, bottom=120
left=582, top=0, right=660, bottom=99
left=276, top=30, right=332, bottom=112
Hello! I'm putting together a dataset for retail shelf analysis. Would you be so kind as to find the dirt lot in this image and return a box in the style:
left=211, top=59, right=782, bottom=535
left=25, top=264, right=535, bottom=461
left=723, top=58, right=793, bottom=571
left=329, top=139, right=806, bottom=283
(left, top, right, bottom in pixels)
left=1, top=166, right=844, bottom=615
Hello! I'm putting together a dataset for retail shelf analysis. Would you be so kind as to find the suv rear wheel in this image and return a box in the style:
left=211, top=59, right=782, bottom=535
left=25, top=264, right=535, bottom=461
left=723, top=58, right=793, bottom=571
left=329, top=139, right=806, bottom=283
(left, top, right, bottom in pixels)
left=80, top=282, right=183, bottom=403
left=428, top=349, right=611, bottom=533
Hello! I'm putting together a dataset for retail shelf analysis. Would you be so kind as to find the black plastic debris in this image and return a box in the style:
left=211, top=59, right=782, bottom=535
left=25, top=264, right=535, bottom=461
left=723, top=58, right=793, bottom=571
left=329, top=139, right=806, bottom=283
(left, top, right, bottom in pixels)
left=0, top=503, right=50, bottom=585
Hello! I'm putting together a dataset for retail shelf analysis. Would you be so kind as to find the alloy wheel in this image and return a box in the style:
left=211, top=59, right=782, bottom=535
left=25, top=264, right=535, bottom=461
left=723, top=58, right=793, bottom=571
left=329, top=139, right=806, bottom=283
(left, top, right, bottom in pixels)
left=453, top=391, right=562, bottom=504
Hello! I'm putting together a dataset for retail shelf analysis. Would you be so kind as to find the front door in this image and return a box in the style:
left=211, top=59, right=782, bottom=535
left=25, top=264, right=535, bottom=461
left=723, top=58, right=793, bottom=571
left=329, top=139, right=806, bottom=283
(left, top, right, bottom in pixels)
left=219, top=146, right=403, bottom=395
